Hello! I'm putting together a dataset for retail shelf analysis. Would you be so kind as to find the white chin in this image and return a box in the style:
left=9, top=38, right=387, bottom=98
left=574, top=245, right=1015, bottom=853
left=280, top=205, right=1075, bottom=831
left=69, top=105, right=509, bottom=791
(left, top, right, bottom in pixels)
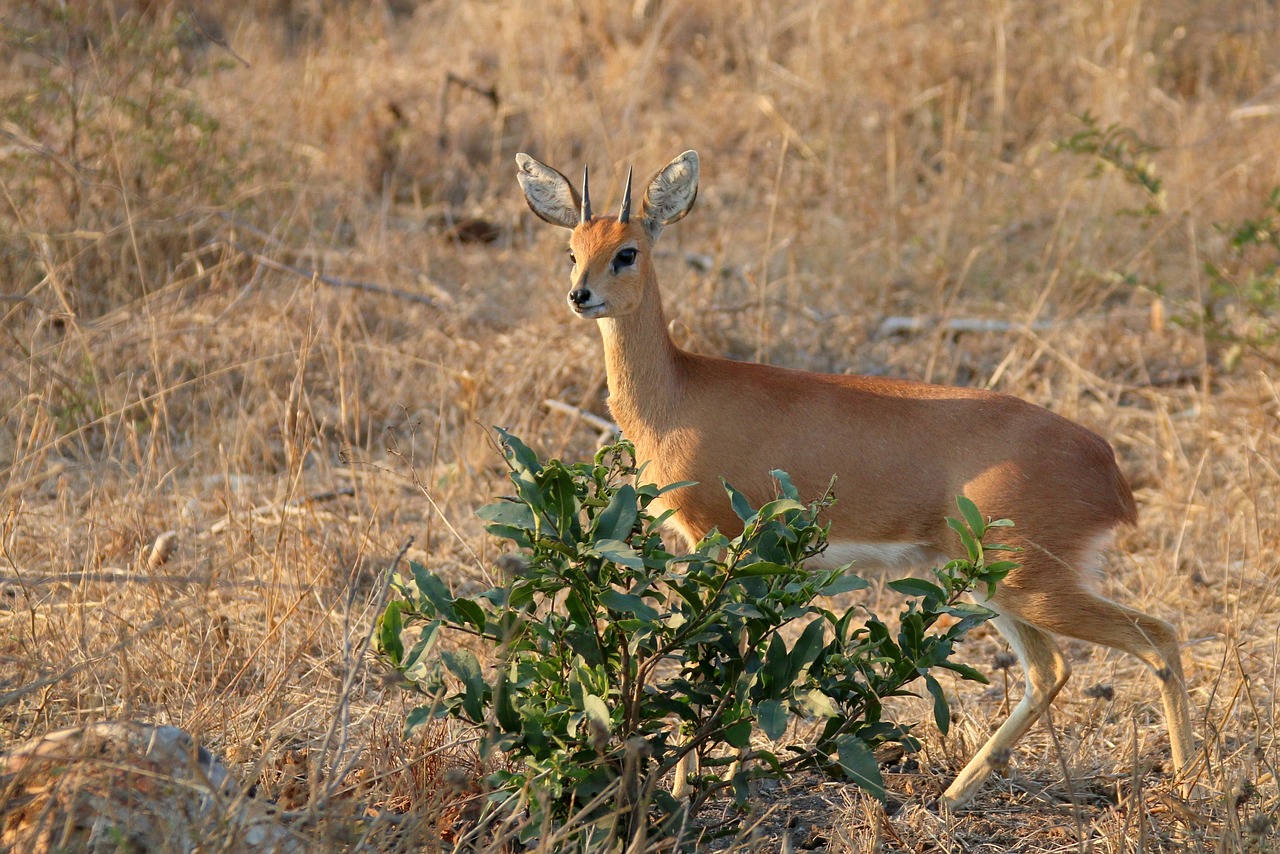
left=572, top=304, right=608, bottom=319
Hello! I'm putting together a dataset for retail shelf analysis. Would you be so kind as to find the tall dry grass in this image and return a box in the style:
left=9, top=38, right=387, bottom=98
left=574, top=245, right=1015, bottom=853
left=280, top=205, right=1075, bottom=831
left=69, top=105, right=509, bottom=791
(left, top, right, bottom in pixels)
left=2, top=0, right=1278, bottom=850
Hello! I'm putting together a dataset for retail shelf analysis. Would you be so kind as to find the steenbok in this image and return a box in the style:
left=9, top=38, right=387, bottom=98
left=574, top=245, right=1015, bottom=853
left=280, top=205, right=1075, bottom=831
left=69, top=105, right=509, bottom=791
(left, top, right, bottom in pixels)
left=515, top=149, right=1194, bottom=807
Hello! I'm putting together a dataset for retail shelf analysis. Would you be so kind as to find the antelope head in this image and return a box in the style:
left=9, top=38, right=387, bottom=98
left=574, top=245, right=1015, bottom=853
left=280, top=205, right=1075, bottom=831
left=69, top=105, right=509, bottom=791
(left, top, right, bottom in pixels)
left=516, top=150, right=699, bottom=319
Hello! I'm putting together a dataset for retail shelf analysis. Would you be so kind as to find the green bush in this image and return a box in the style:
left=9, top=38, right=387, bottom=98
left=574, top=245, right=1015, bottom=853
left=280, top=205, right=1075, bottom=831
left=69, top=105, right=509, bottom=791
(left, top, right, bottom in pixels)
left=1054, top=110, right=1164, bottom=212
left=1056, top=113, right=1280, bottom=369
left=1196, top=188, right=1280, bottom=368
left=376, top=431, right=1014, bottom=847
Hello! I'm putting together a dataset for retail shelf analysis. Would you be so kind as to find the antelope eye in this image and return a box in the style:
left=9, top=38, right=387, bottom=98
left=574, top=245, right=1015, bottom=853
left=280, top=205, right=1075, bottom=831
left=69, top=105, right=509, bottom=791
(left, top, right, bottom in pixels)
left=567, top=249, right=577, bottom=266
left=614, top=248, right=637, bottom=269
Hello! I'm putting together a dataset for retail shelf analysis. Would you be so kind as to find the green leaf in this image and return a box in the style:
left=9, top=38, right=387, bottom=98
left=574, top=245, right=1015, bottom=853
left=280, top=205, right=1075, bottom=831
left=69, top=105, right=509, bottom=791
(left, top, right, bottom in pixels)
left=442, top=649, right=486, bottom=722
left=723, top=480, right=757, bottom=523
left=943, top=602, right=997, bottom=632
left=652, top=479, right=699, bottom=497
left=583, top=693, right=611, bottom=735
left=410, top=563, right=458, bottom=621
left=788, top=618, right=828, bottom=681
left=758, top=699, right=788, bottom=741
left=724, top=717, right=752, bottom=748
left=453, top=598, right=487, bottom=632
left=475, top=500, right=536, bottom=531
left=592, top=538, right=645, bottom=570
left=568, top=667, right=586, bottom=710
left=756, top=498, right=808, bottom=519
left=887, top=578, right=945, bottom=600
left=753, top=748, right=783, bottom=773
left=762, top=633, right=789, bottom=693
left=379, top=603, right=404, bottom=665
left=495, top=670, right=520, bottom=733
left=835, top=736, right=886, bottom=801
left=404, top=704, right=435, bottom=738
left=899, top=612, right=925, bottom=652
left=735, top=561, right=795, bottom=576
left=769, top=469, right=800, bottom=500
left=495, top=427, right=541, bottom=476
left=956, top=495, right=986, bottom=539
left=924, top=674, right=951, bottom=735
left=939, top=660, right=989, bottom=684
left=520, top=709, right=550, bottom=754
left=648, top=507, right=679, bottom=532
left=402, top=620, right=440, bottom=681
left=798, top=689, right=838, bottom=719
left=596, top=483, right=638, bottom=541
left=646, top=695, right=699, bottom=722
left=822, top=572, right=870, bottom=594
left=507, top=581, right=534, bottom=610
left=563, top=589, right=594, bottom=628
left=982, top=560, right=1020, bottom=579
left=946, top=516, right=981, bottom=560
left=483, top=525, right=532, bottom=550
left=542, top=468, right=581, bottom=537
left=668, top=580, right=704, bottom=612
left=565, top=628, right=604, bottom=664
left=599, top=588, right=659, bottom=622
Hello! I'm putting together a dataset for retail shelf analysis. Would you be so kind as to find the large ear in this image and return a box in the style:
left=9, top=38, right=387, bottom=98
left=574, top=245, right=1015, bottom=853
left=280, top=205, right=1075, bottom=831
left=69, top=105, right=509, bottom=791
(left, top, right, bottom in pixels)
left=516, top=153, right=581, bottom=229
left=641, top=150, right=699, bottom=239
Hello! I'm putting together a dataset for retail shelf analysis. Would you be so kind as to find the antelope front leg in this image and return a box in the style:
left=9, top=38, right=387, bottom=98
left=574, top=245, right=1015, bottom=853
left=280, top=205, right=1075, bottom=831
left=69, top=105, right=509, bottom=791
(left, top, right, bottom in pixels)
left=942, top=615, right=1070, bottom=809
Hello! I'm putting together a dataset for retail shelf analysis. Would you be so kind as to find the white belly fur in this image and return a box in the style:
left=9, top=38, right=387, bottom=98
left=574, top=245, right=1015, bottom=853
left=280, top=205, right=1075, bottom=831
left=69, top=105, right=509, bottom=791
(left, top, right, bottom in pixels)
left=808, top=541, right=945, bottom=572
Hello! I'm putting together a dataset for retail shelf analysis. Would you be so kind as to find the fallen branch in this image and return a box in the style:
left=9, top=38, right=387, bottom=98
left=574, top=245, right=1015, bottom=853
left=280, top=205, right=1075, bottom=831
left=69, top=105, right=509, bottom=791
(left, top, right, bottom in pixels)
left=0, top=571, right=269, bottom=588
left=438, top=71, right=499, bottom=151
left=208, top=486, right=355, bottom=535
left=544, top=399, right=619, bottom=446
left=1129, top=369, right=1205, bottom=389
left=876, top=316, right=1052, bottom=337
left=220, top=240, right=437, bottom=307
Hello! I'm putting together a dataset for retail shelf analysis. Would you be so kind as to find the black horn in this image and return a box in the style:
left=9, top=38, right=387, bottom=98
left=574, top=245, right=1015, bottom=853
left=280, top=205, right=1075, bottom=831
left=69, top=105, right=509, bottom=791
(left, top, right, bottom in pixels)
left=618, top=165, right=633, bottom=224
left=580, top=166, right=592, bottom=224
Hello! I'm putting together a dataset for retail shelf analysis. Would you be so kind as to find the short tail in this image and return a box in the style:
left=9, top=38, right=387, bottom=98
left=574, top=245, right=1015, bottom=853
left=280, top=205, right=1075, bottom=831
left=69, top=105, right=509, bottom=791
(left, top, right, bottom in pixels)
left=1112, top=458, right=1138, bottom=526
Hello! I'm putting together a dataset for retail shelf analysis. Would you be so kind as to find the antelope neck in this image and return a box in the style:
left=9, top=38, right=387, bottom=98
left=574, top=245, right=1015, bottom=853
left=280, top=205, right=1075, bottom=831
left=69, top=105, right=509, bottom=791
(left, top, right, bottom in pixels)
left=596, top=283, right=685, bottom=440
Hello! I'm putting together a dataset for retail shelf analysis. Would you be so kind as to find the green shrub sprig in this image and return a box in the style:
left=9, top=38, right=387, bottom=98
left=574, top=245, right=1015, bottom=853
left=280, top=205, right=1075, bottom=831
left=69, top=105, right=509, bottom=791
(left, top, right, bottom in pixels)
left=377, top=431, right=1014, bottom=845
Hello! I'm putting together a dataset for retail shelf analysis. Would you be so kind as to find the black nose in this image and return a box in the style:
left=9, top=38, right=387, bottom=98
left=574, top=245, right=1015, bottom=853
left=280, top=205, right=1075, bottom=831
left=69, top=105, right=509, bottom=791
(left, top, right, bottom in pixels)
left=569, top=288, right=592, bottom=306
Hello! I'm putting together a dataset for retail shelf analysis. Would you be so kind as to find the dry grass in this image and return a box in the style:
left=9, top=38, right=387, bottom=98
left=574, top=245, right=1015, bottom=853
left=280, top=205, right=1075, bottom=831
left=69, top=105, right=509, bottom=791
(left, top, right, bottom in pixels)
left=2, top=0, right=1279, bottom=850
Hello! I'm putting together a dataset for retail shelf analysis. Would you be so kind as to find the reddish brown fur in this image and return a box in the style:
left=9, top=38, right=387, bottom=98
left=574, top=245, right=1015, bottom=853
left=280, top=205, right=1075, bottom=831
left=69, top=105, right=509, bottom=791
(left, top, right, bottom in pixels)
left=572, top=216, right=1137, bottom=593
